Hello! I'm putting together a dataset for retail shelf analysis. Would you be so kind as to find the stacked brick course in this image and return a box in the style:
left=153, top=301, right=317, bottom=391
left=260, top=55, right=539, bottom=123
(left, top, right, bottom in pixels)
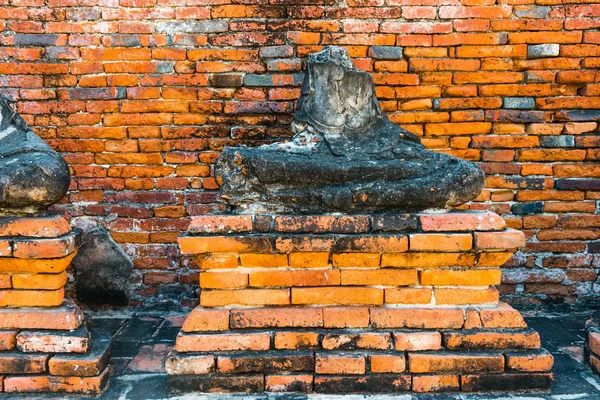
left=168, top=211, right=554, bottom=394
left=0, top=215, right=111, bottom=395
left=1, top=0, right=598, bottom=308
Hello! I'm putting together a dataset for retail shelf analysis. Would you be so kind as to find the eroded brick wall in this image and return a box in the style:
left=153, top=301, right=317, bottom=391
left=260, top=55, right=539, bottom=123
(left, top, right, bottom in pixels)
left=1, top=0, right=599, bottom=309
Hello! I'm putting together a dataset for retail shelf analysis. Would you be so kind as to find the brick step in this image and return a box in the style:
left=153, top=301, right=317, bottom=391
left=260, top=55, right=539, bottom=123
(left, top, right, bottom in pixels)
left=0, top=214, right=72, bottom=238
left=2, top=367, right=109, bottom=395
left=167, top=371, right=553, bottom=394
left=16, top=323, right=90, bottom=353
left=0, top=329, right=112, bottom=394
left=175, top=328, right=542, bottom=353
left=181, top=303, right=527, bottom=332
left=0, top=297, right=84, bottom=330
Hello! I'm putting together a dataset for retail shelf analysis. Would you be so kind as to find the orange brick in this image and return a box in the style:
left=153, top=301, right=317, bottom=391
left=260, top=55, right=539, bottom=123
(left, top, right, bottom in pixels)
left=322, top=333, right=391, bottom=350
left=332, top=253, right=381, bottom=268
left=479, top=302, right=527, bottom=328
left=0, top=215, right=71, bottom=238
left=0, top=274, right=11, bottom=289
left=370, top=354, right=406, bottom=373
left=341, top=269, right=417, bottom=286
left=182, top=308, right=229, bottom=332
left=197, top=254, right=238, bottom=270
left=0, top=298, right=83, bottom=330
left=266, top=374, right=313, bottom=393
left=315, top=354, right=365, bottom=375
left=474, top=230, right=526, bottom=250
left=274, top=332, right=319, bottom=350
left=288, top=252, right=329, bottom=268
left=3, top=369, right=108, bottom=395
left=292, top=287, right=383, bottom=306
left=230, top=307, right=322, bottom=328
left=199, top=271, right=248, bottom=289
left=591, top=332, right=600, bottom=356
left=394, top=331, right=442, bottom=351
left=12, top=233, right=77, bottom=259
left=371, top=308, right=464, bottom=329
left=505, top=350, right=554, bottom=372
left=178, top=236, right=272, bottom=254
left=11, top=272, right=67, bottom=290
left=444, top=330, right=541, bottom=350
left=382, top=253, right=475, bottom=268
left=477, top=252, right=514, bottom=267
left=323, top=307, right=370, bottom=328
left=412, top=375, right=460, bottom=392
left=434, top=288, right=499, bottom=305
left=408, top=353, right=504, bottom=373
left=200, top=289, right=290, bottom=307
left=0, top=288, right=64, bottom=307
left=421, top=269, right=501, bottom=286
left=385, top=287, right=432, bottom=304
left=250, top=269, right=340, bottom=287
left=0, top=330, right=17, bottom=351
left=239, top=253, right=288, bottom=268
left=176, top=333, right=270, bottom=352
left=409, top=233, right=473, bottom=252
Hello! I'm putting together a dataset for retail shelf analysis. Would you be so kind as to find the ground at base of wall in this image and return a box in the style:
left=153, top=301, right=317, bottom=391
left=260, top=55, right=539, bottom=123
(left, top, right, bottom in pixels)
left=2, top=311, right=600, bottom=400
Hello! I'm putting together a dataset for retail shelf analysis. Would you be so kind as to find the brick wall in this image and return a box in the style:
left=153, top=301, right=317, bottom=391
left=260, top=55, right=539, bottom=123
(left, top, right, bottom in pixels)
left=1, top=0, right=599, bottom=309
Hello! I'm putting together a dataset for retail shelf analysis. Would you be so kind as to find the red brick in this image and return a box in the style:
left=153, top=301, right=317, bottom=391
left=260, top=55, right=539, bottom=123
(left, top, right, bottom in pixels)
left=0, top=330, right=17, bottom=351
left=409, top=233, right=473, bottom=252
left=188, top=215, right=252, bottom=234
left=200, top=289, right=289, bottom=307
left=444, top=330, right=541, bottom=350
left=479, top=302, right=527, bottom=328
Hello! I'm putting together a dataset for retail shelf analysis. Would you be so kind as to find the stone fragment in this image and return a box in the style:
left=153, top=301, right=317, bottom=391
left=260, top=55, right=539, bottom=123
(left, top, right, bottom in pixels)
left=503, top=97, right=535, bottom=109
left=527, top=43, right=560, bottom=58
left=72, top=226, right=133, bottom=305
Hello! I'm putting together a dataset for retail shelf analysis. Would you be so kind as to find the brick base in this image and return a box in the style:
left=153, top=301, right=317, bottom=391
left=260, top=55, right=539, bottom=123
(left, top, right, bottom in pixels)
left=168, top=303, right=553, bottom=394
left=0, top=214, right=111, bottom=395
left=171, top=211, right=553, bottom=394
left=586, top=315, right=600, bottom=378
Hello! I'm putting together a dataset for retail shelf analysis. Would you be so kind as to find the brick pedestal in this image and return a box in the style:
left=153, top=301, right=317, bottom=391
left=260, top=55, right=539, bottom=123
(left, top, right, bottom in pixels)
left=170, top=210, right=553, bottom=394
left=0, top=214, right=111, bottom=395
left=586, top=314, right=600, bottom=377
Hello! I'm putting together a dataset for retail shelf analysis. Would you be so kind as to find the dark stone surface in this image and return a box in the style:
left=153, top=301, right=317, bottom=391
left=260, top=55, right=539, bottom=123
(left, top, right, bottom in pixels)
left=215, top=46, right=485, bottom=213
left=314, top=375, right=412, bottom=393
left=0, top=97, right=70, bottom=216
left=72, top=226, right=133, bottom=305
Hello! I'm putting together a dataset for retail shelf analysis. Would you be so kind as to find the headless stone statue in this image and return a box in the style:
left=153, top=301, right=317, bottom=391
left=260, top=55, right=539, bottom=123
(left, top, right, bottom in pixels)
left=0, top=97, right=71, bottom=216
left=216, top=46, right=485, bottom=213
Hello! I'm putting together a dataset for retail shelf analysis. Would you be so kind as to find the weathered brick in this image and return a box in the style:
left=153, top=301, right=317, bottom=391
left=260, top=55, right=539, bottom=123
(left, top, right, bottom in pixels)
left=408, top=353, right=504, bottom=374
left=315, top=354, right=365, bottom=375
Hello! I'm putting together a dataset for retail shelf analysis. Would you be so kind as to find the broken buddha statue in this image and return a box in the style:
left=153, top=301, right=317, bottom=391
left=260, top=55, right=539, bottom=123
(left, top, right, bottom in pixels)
left=215, top=46, right=485, bottom=213
left=0, top=97, right=71, bottom=216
